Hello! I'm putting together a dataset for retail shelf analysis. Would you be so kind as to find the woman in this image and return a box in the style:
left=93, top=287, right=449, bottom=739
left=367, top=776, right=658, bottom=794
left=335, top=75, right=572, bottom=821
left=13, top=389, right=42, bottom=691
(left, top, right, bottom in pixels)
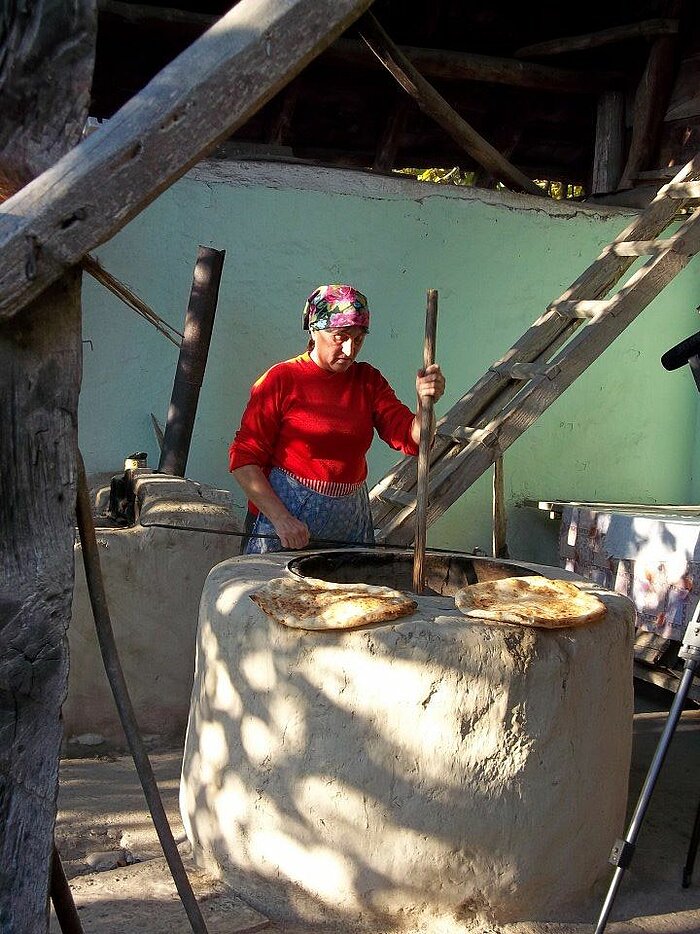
left=229, top=284, right=445, bottom=553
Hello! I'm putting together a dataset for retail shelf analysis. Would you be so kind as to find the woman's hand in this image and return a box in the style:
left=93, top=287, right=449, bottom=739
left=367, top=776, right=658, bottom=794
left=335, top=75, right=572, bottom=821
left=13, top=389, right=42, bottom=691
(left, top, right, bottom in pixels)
left=416, top=363, right=445, bottom=403
left=272, top=512, right=310, bottom=549
left=411, top=364, right=446, bottom=446
left=232, top=464, right=310, bottom=549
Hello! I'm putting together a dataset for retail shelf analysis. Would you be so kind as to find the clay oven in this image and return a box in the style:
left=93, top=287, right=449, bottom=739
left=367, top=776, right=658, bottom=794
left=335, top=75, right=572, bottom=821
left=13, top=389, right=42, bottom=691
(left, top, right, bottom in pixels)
left=180, top=549, right=635, bottom=927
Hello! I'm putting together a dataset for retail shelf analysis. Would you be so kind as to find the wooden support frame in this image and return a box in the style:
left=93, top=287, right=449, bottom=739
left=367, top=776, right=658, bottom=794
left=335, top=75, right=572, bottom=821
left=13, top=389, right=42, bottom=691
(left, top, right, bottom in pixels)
left=0, top=0, right=375, bottom=322
left=357, top=13, right=545, bottom=197
left=618, top=1, right=684, bottom=189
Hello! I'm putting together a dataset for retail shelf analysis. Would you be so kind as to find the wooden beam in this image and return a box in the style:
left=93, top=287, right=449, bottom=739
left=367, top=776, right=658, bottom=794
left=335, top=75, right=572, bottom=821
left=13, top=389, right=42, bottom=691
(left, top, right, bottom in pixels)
left=618, top=2, right=684, bottom=189
left=0, top=0, right=374, bottom=322
left=330, top=38, right=620, bottom=94
left=98, top=0, right=218, bottom=28
left=0, top=4, right=95, bottom=929
left=515, top=18, right=679, bottom=59
left=357, top=13, right=545, bottom=197
left=97, top=2, right=621, bottom=95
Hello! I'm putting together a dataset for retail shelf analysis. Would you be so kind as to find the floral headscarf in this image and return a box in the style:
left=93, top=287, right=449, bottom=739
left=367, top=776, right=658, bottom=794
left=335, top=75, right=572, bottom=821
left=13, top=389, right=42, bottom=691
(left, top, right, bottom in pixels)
left=302, top=284, right=370, bottom=332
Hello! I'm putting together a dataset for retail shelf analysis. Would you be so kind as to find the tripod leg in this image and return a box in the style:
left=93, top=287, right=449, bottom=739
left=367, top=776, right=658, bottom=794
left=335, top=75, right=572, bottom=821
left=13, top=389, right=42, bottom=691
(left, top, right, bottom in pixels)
left=683, top=792, right=700, bottom=888
left=594, top=662, right=698, bottom=934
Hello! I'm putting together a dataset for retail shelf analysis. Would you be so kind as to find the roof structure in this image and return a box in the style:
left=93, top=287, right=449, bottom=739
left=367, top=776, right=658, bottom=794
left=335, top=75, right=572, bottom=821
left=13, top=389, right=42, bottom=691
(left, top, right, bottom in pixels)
left=93, top=0, right=700, bottom=202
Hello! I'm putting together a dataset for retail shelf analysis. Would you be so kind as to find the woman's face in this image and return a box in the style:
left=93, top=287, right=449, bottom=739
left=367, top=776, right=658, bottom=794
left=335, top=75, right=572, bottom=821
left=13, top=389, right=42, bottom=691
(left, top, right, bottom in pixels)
left=310, top=325, right=367, bottom=372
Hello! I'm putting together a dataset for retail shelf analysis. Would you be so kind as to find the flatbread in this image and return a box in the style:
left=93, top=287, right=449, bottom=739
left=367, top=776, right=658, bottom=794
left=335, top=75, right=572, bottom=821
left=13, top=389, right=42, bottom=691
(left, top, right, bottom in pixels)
left=250, top=575, right=418, bottom=631
left=454, top=575, right=606, bottom=629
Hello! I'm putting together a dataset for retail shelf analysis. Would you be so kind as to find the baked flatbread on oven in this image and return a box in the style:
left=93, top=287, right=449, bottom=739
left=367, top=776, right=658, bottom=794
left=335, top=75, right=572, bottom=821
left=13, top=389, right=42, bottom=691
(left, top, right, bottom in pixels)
left=250, top=575, right=418, bottom=631
left=454, top=575, right=606, bottom=629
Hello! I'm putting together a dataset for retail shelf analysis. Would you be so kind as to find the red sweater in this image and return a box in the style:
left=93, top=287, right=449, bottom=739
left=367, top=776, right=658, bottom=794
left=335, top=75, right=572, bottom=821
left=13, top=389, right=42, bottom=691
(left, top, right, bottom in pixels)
left=229, top=353, right=418, bottom=483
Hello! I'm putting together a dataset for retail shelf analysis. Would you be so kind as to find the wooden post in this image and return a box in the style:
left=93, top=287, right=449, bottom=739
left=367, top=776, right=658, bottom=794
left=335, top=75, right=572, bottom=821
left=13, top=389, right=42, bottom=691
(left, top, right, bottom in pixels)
left=0, top=4, right=95, bottom=930
left=592, top=90, right=625, bottom=193
left=413, top=289, right=438, bottom=594
left=618, top=1, right=684, bottom=189
left=0, top=271, right=83, bottom=931
left=492, top=456, right=509, bottom=559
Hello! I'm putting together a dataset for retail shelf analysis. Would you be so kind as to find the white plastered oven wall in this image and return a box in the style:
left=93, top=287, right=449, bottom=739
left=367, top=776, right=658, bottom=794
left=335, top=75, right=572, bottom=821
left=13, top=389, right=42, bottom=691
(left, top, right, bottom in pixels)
left=180, top=552, right=635, bottom=926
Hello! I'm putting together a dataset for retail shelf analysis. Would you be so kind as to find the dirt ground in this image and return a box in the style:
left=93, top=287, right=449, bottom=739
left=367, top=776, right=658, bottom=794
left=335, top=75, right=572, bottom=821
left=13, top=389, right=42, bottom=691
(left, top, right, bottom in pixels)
left=52, top=682, right=700, bottom=934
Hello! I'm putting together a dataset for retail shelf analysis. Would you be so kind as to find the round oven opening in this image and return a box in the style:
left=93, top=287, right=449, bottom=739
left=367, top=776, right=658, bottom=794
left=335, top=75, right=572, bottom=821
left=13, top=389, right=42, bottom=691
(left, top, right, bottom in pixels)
left=286, top=549, right=537, bottom=597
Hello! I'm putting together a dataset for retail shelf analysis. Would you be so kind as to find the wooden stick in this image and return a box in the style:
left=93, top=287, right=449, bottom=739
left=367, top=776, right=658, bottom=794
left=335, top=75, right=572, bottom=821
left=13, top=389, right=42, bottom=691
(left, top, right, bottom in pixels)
left=492, top=455, right=509, bottom=559
left=413, top=289, right=438, bottom=594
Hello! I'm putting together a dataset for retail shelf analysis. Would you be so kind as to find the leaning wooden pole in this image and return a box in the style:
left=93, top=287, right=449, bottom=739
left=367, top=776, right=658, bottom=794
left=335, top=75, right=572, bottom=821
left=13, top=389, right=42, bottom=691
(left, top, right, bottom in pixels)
left=159, top=246, right=225, bottom=476
left=413, top=289, right=438, bottom=594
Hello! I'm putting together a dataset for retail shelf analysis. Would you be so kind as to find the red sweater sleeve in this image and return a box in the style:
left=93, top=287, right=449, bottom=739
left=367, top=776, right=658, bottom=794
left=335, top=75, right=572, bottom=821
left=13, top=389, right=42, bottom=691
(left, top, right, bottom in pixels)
left=370, top=369, right=419, bottom=456
left=228, top=366, right=283, bottom=472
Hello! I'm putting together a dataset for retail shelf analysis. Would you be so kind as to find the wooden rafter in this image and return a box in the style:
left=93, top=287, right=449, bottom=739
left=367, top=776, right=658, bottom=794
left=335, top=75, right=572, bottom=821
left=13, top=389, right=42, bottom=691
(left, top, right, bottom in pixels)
left=515, top=18, right=680, bottom=59
left=358, top=13, right=545, bottom=197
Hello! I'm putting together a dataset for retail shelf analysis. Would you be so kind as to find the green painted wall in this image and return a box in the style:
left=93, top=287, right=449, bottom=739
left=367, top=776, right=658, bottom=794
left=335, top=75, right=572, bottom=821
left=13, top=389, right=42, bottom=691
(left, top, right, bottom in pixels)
left=80, top=161, right=700, bottom=564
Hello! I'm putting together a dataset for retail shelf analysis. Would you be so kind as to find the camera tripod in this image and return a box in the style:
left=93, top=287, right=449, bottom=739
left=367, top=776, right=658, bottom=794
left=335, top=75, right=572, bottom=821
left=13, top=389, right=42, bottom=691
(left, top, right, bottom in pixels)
left=594, top=605, right=700, bottom=932
left=594, top=331, right=700, bottom=933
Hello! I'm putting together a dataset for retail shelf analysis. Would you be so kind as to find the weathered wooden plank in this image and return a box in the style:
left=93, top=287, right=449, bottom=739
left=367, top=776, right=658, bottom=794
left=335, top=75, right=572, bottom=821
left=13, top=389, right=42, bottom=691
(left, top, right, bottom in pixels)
left=515, top=18, right=679, bottom=59
left=0, top=0, right=374, bottom=321
left=371, top=154, right=700, bottom=531
left=357, top=13, right=545, bottom=196
left=0, top=4, right=95, bottom=929
left=618, top=1, right=683, bottom=190
left=592, top=90, right=625, bottom=193
left=0, top=271, right=82, bottom=931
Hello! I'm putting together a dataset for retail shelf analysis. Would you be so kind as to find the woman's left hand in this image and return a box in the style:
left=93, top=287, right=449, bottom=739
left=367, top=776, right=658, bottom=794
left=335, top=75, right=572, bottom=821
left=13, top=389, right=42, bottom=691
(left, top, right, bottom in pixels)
left=416, top=363, right=446, bottom=404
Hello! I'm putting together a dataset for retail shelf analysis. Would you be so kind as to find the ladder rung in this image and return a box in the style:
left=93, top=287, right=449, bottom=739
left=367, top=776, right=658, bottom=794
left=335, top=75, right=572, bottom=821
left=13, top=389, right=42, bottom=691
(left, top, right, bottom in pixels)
left=492, top=361, right=561, bottom=381
left=378, top=488, right=415, bottom=506
left=664, top=181, right=700, bottom=199
left=606, top=238, right=674, bottom=257
left=435, top=425, right=497, bottom=446
left=551, top=299, right=610, bottom=320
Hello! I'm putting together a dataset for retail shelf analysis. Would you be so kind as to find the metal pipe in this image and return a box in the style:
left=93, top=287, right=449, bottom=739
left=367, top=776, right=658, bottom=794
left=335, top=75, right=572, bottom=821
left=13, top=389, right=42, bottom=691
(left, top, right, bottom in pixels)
left=158, top=246, right=225, bottom=476
left=75, top=453, right=209, bottom=934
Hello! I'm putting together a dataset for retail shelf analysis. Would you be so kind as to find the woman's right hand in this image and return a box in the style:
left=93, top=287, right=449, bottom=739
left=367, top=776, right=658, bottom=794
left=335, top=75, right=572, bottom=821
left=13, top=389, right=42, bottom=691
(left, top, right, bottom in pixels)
left=273, top=512, right=310, bottom=549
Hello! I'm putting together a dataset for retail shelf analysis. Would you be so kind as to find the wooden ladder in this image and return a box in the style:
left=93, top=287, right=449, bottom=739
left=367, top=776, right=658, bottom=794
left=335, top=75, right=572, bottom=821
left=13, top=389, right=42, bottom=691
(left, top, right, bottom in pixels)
left=371, top=154, right=700, bottom=545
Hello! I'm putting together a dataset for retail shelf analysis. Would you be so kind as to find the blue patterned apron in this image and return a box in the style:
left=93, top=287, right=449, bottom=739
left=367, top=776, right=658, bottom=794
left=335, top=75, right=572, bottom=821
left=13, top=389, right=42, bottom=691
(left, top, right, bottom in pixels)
left=244, top=467, right=375, bottom=554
